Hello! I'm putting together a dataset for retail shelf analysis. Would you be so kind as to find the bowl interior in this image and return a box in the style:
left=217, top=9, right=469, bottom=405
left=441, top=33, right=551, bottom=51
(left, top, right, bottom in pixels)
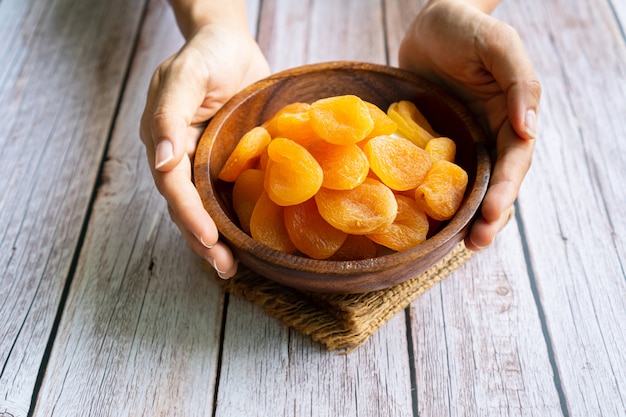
left=195, top=62, right=490, bottom=293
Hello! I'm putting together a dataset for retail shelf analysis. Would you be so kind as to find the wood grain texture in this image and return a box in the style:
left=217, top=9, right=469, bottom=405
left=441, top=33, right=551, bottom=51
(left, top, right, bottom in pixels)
left=258, top=0, right=387, bottom=72
left=29, top=0, right=226, bottom=416
left=410, top=225, right=564, bottom=416
left=0, top=0, right=145, bottom=415
left=212, top=1, right=414, bottom=416
left=383, top=0, right=567, bottom=415
left=0, top=0, right=623, bottom=416
left=496, top=0, right=626, bottom=415
left=215, top=297, right=413, bottom=417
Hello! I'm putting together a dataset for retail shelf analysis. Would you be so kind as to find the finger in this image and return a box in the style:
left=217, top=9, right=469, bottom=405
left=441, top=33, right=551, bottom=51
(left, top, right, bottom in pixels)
left=197, top=241, right=238, bottom=279
left=483, top=120, right=535, bottom=222
left=150, top=53, right=210, bottom=172
left=465, top=205, right=515, bottom=251
left=176, top=218, right=238, bottom=279
left=479, top=20, right=542, bottom=140
left=467, top=120, right=534, bottom=250
left=170, top=207, right=237, bottom=279
left=155, top=153, right=219, bottom=249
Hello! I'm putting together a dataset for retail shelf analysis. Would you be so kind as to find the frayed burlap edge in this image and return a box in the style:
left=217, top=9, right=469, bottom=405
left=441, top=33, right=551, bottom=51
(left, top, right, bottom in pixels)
left=216, top=242, right=473, bottom=351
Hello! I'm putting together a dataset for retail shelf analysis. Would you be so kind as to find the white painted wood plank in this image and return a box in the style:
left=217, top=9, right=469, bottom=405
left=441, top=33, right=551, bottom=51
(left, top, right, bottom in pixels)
left=30, top=0, right=226, bottom=416
left=497, top=0, right=626, bottom=416
left=608, top=0, right=626, bottom=47
left=215, top=1, right=414, bottom=416
left=258, top=0, right=387, bottom=72
left=410, top=225, right=564, bottom=416
left=384, top=0, right=422, bottom=68
left=216, top=297, right=413, bottom=417
left=383, top=0, right=565, bottom=414
left=0, top=0, right=146, bottom=415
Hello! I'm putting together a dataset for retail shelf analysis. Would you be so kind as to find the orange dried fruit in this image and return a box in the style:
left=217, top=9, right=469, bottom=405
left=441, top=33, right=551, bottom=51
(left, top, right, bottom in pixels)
left=262, top=102, right=311, bottom=138
left=328, top=234, right=378, bottom=261
left=232, top=169, right=265, bottom=233
left=366, top=195, right=429, bottom=251
left=314, top=178, right=398, bottom=235
left=309, top=95, right=374, bottom=145
left=364, top=101, right=398, bottom=138
left=284, top=199, right=348, bottom=259
left=307, top=140, right=369, bottom=190
left=264, top=137, right=323, bottom=206
left=425, top=136, right=456, bottom=162
left=267, top=102, right=318, bottom=146
left=387, top=100, right=437, bottom=148
left=363, top=135, right=432, bottom=191
left=218, top=126, right=271, bottom=182
left=415, top=160, right=468, bottom=221
left=250, top=192, right=297, bottom=253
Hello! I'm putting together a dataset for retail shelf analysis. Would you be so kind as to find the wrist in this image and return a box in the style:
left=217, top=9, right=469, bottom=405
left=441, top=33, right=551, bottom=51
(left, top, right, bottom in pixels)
left=426, top=0, right=500, bottom=14
left=168, top=0, right=249, bottom=39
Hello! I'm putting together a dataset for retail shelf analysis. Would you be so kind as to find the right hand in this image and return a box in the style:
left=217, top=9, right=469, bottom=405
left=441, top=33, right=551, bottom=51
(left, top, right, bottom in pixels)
left=398, top=0, right=541, bottom=251
left=139, top=24, right=270, bottom=278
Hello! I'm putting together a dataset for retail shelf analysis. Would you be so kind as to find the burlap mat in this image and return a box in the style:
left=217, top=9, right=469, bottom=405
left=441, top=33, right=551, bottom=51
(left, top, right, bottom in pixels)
left=216, top=242, right=473, bottom=351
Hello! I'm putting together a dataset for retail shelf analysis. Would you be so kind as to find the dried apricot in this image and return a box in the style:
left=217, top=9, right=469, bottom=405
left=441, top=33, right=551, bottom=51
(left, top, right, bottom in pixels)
left=328, top=234, right=378, bottom=261
left=232, top=169, right=265, bottom=233
left=415, top=160, right=468, bottom=221
left=363, top=135, right=432, bottom=191
left=307, top=140, right=369, bottom=190
left=387, top=100, right=436, bottom=148
left=262, top=102, right=311, bottom=137
left=309, top=95, right=374, bottom=145
left=218, top=126, right=271, bottom=182
left=314, top=178, right=398, bottom=235
left=250, top=192, right=297, bottom=253
left=367, top=195, right=429, bottom=251
left=425, top=136, right=456, bottom=162
left=268, top=103, right=318, bottom=146
left=364, top=101, right=398, bottom=138
left=264, top=137, right=323, bottom=206
left=284, top=199, right=347, bottom=259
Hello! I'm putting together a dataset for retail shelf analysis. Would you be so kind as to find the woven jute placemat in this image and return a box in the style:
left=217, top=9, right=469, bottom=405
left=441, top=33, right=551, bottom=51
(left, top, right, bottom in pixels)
left=216, top=242, right=473, bottom=351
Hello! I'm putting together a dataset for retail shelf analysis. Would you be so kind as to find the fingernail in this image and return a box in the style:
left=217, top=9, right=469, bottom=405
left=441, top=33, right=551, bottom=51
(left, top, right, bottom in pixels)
left=155, top=140, right=173, bottom=169
left=199, top=236, right=214, bottom=249
left=206, top=256, right=229, bottom=279
left=525, top=109, right=537, bottom=139
left=469, top=235, right=491, bottom=251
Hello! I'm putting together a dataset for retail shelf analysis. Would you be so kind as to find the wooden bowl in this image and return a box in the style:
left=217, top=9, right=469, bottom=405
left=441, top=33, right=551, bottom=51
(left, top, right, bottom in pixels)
left=194, top=61, right=490, bottom=293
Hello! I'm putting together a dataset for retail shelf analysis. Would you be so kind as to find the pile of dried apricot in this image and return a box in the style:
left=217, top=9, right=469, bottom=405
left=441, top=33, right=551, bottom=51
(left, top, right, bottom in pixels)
left=218, top=95, right=468, bottom=260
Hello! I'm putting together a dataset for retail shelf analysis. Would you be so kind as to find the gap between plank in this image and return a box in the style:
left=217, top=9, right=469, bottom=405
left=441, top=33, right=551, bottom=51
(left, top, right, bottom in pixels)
left=211, top=293, right=230, bottom=417
left=380, top=0, right=391, bottom=66
left=26, top=0, right=153, bottom=415
left=404, top=308, right=420, bottom=417
left=607, top=0, right=626, bottom=43
left=514, top=202, right=570, bottom=417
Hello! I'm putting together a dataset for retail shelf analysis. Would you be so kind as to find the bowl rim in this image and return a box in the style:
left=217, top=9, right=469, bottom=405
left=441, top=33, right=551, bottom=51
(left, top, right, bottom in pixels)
left=195, top=61, right=491, bottom=279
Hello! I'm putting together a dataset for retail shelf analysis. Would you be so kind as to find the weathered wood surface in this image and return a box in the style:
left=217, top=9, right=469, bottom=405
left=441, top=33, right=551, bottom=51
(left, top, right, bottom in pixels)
left=499, top=0, right=626, bottom=415
left=0, top=0, right=624, bottom=416
left=0, top=0, right=146, bottom=415
left=27, top=0, right=226, bottom=416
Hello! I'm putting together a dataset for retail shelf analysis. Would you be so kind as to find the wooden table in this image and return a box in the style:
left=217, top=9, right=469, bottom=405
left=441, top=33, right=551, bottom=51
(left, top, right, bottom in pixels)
left=1, top=0, right=625, bottom=415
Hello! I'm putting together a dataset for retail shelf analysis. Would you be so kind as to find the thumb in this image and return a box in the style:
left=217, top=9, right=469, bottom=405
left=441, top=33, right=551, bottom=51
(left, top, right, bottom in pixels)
left=506, top=74, right=542, bottom=140
left=482, top=21, right=542, bottom=140
left=149, top=57, right=209, bottom=172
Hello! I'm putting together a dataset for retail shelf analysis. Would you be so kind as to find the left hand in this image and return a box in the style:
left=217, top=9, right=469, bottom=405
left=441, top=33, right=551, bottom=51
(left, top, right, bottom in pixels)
left=398, top=0, right=541, bottom=251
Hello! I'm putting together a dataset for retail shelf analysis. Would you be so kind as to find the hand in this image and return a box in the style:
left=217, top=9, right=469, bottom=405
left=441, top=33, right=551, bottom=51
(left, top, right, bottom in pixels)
left=140, top=23, right=270, bottom=277
left=398, top=0, right=541, bottom=251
